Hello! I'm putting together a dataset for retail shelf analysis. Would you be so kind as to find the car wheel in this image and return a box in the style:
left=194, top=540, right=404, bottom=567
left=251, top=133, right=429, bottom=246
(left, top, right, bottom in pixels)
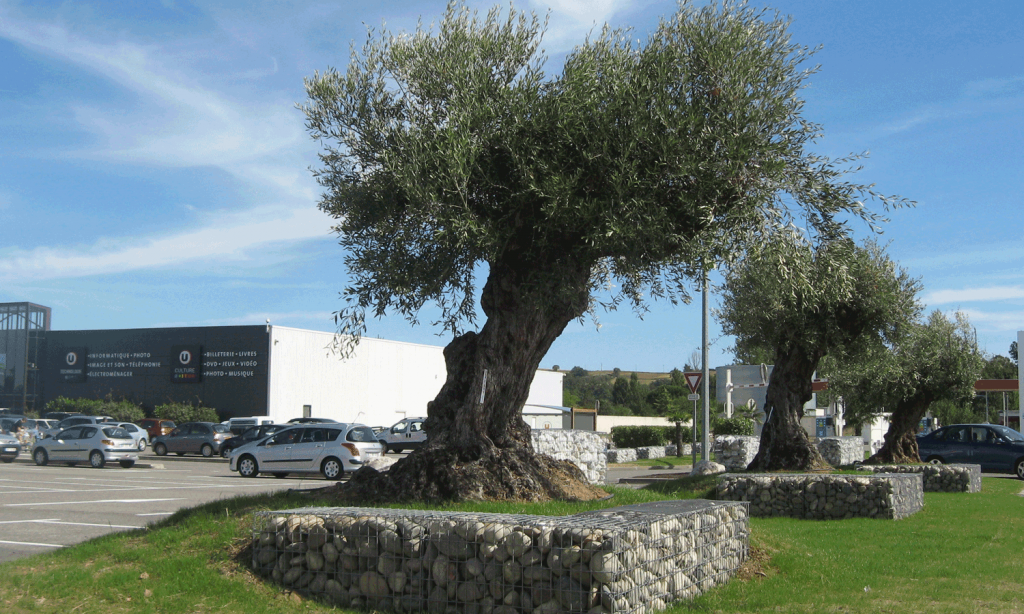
left=89, top=450, right=106, bottom=469
left=200, top=444, right=214, bottom=458
left=137, top=439, right=147, bottom=452
left=321, top=457, right=343, bottom=480
left=221, top=446, right=232, bottom=458
left=238, top=455, right=259, bottom=478
left=119, top=460, right=135, bottom=469
left=33, top=448, right=48, bottom=466
left=1015, top=459, right=1024, bottom=480
left=154, top=443, right=167, bottom=456
left=378, top=440, right=389, bottom=453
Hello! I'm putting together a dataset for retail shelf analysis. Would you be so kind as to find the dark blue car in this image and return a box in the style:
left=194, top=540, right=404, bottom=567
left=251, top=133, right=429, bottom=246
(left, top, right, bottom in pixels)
left=917, top=424, right=1024, bottom=479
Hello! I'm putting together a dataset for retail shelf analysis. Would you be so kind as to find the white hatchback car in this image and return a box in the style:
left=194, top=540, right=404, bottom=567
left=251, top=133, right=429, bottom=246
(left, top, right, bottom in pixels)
left=229, top=423, right=383, bottom=480
left=32, top=425, right=139, bottom=469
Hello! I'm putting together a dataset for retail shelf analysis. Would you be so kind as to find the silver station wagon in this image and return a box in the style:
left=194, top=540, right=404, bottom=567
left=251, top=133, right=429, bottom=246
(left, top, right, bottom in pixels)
left=228, top=423, right=383, bottom=480
left=31, top=425, right=139, bottom=469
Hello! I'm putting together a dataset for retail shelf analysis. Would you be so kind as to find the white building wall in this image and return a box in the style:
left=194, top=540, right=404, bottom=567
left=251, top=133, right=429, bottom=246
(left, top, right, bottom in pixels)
left=266, top=327, right=564, bottom=427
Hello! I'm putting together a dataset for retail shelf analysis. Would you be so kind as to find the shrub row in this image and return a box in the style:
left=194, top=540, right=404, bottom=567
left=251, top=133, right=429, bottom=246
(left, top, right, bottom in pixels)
left=44, top=397, right=217, bottom=424
left=610, top=419, right=752, bottom=448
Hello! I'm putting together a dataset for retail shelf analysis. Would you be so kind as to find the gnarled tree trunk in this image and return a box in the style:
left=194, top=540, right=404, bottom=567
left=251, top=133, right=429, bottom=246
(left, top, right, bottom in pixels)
left=747, top=345, right=831, bottom=472
left=865, top=394, right=930, bottom=464
left=340, top=255, right=609, bottom=502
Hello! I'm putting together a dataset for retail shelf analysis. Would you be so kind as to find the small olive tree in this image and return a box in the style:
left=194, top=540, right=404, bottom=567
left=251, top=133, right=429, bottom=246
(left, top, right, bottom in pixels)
left=718, top=237, right=920, bottom=471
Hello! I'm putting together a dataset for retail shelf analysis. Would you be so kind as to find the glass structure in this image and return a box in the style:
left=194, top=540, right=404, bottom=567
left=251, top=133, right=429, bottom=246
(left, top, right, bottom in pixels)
left=0, top=302, right=51, bottom=412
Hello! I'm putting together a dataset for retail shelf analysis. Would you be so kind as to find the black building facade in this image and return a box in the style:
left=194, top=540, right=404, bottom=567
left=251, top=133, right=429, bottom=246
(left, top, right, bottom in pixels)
left=8, top=308, right=272, bottom=419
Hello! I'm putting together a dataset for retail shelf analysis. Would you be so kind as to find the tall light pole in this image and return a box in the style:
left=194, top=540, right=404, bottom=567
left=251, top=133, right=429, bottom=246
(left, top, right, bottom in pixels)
left=701, top=268, right=710, bottom=462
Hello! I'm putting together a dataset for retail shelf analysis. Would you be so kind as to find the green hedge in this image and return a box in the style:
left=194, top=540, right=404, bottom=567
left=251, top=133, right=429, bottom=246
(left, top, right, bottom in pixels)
left=610, top=425, right=668, bottom=448
left=153, top=402, right=219, bottom=424
left=713, top=417, right=755, bottom=436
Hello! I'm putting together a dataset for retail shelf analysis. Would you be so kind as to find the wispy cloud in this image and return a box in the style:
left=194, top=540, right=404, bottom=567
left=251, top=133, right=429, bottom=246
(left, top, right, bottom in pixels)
left=0, top=206, right=334, bottom=283
left=155, top=310, right=337, bottom=329
left=958, top=308, right=1024, bottom=331
left=924, top=286, right=1024, bottom=305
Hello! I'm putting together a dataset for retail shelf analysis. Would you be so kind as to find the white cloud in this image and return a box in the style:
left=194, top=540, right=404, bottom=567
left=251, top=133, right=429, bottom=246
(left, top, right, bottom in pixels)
left=0, top=206, right=334, bottom=283
left=957, top=308, right=1024, bottom=331
left=924, top=286, right=1024, bottom=305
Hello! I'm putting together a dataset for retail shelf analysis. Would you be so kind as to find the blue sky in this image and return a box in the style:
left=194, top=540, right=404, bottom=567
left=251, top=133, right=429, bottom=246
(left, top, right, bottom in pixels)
left=1, top=0, right=1022, bottom=373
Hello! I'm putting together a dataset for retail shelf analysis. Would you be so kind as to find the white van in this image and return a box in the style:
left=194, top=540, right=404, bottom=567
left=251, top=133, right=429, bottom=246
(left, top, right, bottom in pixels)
left=377, top=417, right=427, bottom=453
left=224, top=416, right=274, bottom=436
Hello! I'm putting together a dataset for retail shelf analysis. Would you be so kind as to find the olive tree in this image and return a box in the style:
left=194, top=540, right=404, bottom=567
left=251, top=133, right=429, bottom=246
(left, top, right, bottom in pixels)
left=300, top=1, right=900, bottom=501
left=718, top=237, right=920, bottom=471
left=829, top=310, right=983, bottom=464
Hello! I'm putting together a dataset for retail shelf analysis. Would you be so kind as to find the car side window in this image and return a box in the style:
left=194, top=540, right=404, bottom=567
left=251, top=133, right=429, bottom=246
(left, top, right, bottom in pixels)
left=81, top=427, right=97, bottom=439
left=301, top=428, right=325, bottom=443
left=325, top=428, right=343, bottom=441
left=945, top=427, right=966, bottom=442
left=59, top=427, right=82, bottom=440
left=268, top=430, right=300, bottom=446
left=392, top=421, right=408, bottom=433
left=410, top=421, right=423, bottom=432
left=970, top=427, right=988, bottom=443
left=347, top=426, right=376, bottom=443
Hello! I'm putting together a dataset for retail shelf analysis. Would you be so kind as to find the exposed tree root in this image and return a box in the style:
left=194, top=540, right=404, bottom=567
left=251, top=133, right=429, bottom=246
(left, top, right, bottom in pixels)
left=321, top=448, right=609, bottom=504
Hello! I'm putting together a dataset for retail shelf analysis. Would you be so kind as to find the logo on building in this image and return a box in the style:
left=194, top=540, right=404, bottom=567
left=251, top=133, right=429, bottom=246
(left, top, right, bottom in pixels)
left=179, top=350, right=192, bottom=365
left=66, top=351, right=78, bottom=366
left=171, top=345, right=202, bottom=383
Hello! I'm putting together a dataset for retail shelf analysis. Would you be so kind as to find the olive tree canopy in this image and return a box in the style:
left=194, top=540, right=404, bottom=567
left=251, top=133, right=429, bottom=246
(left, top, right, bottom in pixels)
left=300, top=1, right=903, bottom=501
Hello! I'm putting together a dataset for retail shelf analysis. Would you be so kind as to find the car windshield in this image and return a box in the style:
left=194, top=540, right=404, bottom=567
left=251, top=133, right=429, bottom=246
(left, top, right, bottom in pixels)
left=212, top=424, right=230, bottom=433
left=991, top=426, right=1024, bottom=441
left=103, top=427, right=131, bottom=439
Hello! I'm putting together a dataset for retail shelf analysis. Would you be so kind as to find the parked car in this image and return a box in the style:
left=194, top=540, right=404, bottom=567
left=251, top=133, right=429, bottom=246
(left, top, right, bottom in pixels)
left=0, top=415, right=28, bottom=435
left=0, top=431, right=19, bottom=463
left=138, top=418, right=177, bottom=441
left=219, top=423, right=287, bottom=458
left=917, top=423, right=1024, bottom=478
left=42, top=415, right=114, bottom=439
left=101, top=422, right=149, bottom=451
left=286, top=417, right=340, bottom=424
left=378, top=417, right=427, bottom=453
left=228, top=423, right=383, bottom=480
left=152, top=422, right=232, bottom=457
left=42, top=411, right=81, bottom=421
left=223, top=416, right=274, bottom=436
left=31, top=425, right=139, bottom=468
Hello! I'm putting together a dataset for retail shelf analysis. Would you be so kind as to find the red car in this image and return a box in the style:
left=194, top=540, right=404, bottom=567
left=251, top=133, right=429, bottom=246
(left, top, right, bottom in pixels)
left=137, top=418, right=176, bottom=441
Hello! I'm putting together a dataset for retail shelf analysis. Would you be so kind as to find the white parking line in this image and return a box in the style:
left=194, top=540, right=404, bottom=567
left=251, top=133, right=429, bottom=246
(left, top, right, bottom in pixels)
left=5, top=498, right=186, bottom=507
left=0, top=518, right=141, bottom=529
left=0, top=539, right=63, bottom=548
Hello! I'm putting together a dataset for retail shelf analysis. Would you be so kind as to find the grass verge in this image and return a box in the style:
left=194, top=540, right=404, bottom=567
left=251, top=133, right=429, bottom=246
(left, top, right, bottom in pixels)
left=1, top=477, right=1022, bottom=613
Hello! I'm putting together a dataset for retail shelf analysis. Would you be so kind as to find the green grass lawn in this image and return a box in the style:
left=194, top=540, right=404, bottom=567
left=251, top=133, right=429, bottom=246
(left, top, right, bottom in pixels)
left=1, top=477, right=1021, bottom=613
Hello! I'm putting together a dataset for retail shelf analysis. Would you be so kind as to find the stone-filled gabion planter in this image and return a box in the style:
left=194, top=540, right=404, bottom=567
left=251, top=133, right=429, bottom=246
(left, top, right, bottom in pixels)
left=716, top=473, right=923, bottom=520
left=816, top=437, right=863, bottom=467
left=857, top=464, right=981, bottom=493
left=251, top=501, right=749, bottom=614
left=606, top=445, right=697, bottom=464
left=532, top=430, right=608, bottom=485
left=715, top=436, right=758, bottom=471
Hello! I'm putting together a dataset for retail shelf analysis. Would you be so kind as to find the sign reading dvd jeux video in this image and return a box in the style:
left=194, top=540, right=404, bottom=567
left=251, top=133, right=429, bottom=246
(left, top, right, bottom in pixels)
left=171, top=345, right=202, bottom=383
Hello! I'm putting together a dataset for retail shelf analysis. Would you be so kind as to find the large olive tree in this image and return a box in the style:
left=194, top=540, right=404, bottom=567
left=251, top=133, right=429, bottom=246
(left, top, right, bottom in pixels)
left=300, top=1, right=900, bottom=501
left=718, top=238, right=920, bottom=471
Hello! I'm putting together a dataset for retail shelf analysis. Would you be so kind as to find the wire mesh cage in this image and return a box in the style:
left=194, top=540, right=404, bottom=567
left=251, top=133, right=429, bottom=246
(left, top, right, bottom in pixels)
left=252, top=500, right=748, bottom=614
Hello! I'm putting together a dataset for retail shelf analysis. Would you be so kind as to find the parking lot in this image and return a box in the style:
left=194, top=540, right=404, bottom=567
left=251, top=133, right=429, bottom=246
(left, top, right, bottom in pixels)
left=0, top=454, right=330, bottom=563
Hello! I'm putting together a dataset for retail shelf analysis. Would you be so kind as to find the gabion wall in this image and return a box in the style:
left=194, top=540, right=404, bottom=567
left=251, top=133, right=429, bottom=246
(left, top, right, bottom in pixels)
left=716, top=473, right=923, bottom=520
left=858, top=464, right=981, bottom=493
left=715, top=436, right=759, bottom=471
left=532, top=430, right=607, bottom=485
left=816, top=437, right=863, bottom=467
left=606, top=445, right=698, bottom=464
left=251, top=501, right=749, bottom=614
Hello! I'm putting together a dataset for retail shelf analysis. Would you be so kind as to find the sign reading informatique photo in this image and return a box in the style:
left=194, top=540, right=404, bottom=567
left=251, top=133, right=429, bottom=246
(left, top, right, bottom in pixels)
left=171, top=345, right=202, bottom=383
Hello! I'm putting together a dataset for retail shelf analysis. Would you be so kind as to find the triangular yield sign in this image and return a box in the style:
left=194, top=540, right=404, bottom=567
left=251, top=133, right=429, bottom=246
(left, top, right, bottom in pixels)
left=684, top=372, right=703, bottom=394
